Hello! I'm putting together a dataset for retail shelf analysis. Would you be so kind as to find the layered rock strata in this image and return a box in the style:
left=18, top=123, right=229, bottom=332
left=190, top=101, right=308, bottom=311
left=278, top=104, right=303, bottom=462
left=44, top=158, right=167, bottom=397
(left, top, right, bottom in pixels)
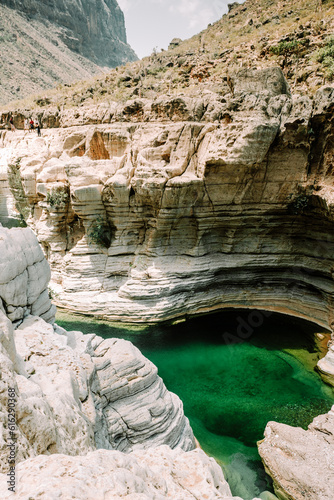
left=1, top=70, right=334, bottom=339
left=1, top=70, right=334, bottom=499
left=0, top=226, right=195, bottom=468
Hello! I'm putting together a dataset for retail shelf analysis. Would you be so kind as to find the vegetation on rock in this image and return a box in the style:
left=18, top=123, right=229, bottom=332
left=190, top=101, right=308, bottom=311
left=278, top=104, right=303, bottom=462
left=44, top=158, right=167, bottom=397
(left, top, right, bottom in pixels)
left=1, top=0, right=334, bottom=115
left=7, top=157, right=30, bottom=221
left=314, top=35, right=334, bottom=79
left=87, top=216, right=112, bottom=248
left=46, top=188, right=69, bottom=209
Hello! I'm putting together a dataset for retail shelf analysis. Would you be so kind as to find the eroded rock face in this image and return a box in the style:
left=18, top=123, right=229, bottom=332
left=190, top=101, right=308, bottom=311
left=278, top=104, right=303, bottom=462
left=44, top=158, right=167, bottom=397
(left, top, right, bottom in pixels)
left=0, top=0, right=136, bottom=68
left=0, top=226, right=195, bottom=476
left=0, top=0, right=137, bottom=104
left=317, top=342, right=334, bottom=387
left=0, top=446, right=238, bottom=500
left=0, top=226, right=55, bottom=325
left=1, top=72, right=334, bottom=337
left=258, top=409, right=334, bottom=500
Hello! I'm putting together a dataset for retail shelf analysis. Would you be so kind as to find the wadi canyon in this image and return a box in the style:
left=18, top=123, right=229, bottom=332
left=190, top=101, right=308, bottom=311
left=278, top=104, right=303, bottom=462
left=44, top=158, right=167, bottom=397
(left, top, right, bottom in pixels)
left=1, top=65, right=334, bottom=499
left=1, top=68, right=334, bottom=332
left=1, top=0, right=334, bottom=498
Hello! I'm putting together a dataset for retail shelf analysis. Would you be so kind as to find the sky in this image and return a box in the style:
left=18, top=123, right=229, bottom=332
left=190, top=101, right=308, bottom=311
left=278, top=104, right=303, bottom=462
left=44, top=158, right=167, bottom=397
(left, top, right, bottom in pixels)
left=117, top=0, right=239, bottom=59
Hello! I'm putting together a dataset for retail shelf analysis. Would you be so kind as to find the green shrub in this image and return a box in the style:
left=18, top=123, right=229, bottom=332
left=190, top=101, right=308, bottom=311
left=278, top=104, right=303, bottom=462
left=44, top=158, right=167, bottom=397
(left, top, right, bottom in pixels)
left=48, top=286, right=59, bottom=300
left=270, top=39, right=304, bottom=56
left=314, top=36, right=334, bottom=80
left=46, top=188, right=69, bottom=208
left=87, top=216, right=112, bottom=247
left=288, top=186, right=315, bottom=215
left=289, top=194, right=309, bottom=214
left=7, top=157, right=30, bottom=220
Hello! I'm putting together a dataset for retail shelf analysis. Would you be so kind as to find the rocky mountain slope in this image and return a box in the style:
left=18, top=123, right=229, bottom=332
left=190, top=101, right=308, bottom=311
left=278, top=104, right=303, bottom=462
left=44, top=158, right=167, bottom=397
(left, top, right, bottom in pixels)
left=1, top=0, right=333, bottom=112
left=0, top=0, right=137, bottom=105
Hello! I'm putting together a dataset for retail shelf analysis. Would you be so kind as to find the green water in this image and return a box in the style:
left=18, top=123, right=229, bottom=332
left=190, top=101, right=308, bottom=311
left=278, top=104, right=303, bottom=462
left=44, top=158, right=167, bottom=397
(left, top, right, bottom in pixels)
left=56, top=309, right=334, bottom=500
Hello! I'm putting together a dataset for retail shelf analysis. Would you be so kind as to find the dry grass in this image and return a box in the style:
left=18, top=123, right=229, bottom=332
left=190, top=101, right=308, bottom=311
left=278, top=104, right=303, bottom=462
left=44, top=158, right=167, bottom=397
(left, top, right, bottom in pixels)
left=2, top=0, right=334, bottom=114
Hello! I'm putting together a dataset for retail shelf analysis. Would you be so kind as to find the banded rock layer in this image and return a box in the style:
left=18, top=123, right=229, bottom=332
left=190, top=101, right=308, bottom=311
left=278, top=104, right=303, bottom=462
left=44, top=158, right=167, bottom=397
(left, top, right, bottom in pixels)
left=0, top=225, right=255, bottom=500
left=0, top=226, right=195, bottom=469
left=1, top=70, right=334, bottom=335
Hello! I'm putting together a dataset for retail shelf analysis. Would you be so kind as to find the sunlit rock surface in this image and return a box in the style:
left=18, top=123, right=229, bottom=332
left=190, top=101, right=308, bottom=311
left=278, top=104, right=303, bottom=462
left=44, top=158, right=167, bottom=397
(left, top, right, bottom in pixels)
left=317, top=342, right=334, bottom=387
left=258, top=408, right=334, bottom=500
left=1, top=71, right=334, bottom=336
left=0, top=446, right=240, bottom=500
left=0, top=226, right=195, bottom=477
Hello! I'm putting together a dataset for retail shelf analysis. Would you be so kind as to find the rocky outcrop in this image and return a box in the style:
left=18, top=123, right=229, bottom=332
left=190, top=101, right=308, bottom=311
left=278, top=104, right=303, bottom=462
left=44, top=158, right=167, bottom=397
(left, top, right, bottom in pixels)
left=0, top=225, right=195, bottom=467
left=317, top=342, right=334, bottom=387
left=258, top=408, right=334, bottom=500
left=0, top=446, right=237, bottom=499
left=0, top=0, right=137, bottom=104
left=0, top=226, right=55, bottom=325
left=1, top=70, right=334, bottom=340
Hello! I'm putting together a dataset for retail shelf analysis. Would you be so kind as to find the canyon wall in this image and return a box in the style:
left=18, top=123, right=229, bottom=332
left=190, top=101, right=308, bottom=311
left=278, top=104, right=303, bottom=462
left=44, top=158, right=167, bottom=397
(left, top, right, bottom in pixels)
left=0, top=226, right=195, bottom=461
left=1, top=69, right=334, bottom=500
left=1, top=69, right=334, bottom=333
left=0, top=225, right=242, bottom=500
left=0, top=0, right=134, bottom=68
left=0, top=0, right=137, bottom=104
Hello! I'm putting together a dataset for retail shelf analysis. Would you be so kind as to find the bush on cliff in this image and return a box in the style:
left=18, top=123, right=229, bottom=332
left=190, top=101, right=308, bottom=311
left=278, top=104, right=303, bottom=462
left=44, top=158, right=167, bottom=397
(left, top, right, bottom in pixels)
left=87, top=216, right=112, bottom=248
left=46, top=188, right=69, bottom=208
left=315, top=35, right=334, bottom=80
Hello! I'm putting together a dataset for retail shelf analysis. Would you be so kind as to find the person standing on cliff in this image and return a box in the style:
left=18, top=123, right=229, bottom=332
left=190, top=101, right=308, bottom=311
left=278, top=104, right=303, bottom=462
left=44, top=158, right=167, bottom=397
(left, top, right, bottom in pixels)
left=24, top=118, right=29, bottom=133
left=36, top=120, right=41, bottom=137
left=29, top=118, right=34, bottom=132
left=9, top=116, right=15, bottom=132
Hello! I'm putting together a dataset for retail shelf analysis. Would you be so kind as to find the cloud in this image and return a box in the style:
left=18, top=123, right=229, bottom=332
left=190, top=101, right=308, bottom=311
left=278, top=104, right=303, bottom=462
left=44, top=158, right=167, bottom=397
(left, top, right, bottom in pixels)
left=117, top=0, right=136, bottom=13
left=118, top=0, right=228, bottom=25
left=116, top=0, right=233, bottom=58
left=169, top=0, right=218, bottom=30
left=118, top=0, right=163, bottom=13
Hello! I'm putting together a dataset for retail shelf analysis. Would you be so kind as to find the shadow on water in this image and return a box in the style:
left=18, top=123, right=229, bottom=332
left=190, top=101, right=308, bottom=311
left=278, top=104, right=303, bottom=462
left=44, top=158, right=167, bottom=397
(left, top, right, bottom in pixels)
left=56, top=309, right=334, bottom=500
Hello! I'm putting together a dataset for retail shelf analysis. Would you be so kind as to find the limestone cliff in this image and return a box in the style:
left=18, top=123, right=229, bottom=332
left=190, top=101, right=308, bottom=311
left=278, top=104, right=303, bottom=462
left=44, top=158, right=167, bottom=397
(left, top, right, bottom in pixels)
left=0, top=226, right=195, bottom=459
left=0, top=224, right=256, bottom=499
left=1, top=69, right=334, bottom=338
left=0, top=0, right=137, bottom=104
